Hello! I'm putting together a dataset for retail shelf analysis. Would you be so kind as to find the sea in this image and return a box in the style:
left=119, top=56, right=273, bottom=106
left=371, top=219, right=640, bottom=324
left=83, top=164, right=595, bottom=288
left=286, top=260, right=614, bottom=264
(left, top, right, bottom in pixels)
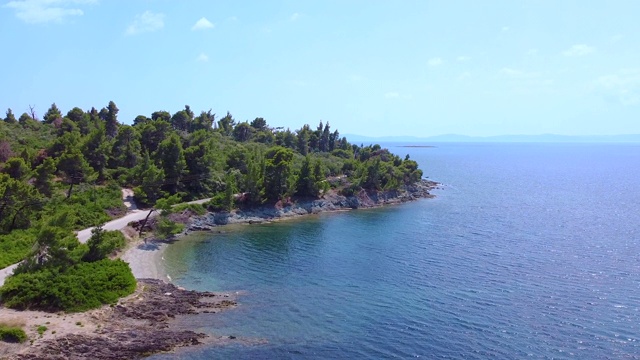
left=151, top=142, right=640, bottom=359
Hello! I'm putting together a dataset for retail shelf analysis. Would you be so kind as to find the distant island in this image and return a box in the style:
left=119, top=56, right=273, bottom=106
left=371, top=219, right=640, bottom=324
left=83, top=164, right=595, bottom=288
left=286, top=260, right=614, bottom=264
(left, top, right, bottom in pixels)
left=345, top=133, right=640, bottom=143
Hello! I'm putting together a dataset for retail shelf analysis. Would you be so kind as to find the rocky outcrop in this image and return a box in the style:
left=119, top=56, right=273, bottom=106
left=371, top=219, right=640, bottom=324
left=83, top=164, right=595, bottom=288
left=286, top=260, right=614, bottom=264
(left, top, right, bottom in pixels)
left=187, top=179, right=438, bottom=232
left=11, top=280, right=239, bottom=360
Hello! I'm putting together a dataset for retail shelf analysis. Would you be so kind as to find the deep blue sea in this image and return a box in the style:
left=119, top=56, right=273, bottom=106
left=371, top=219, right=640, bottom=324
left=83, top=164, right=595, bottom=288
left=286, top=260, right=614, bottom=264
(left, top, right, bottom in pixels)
left=151, top=143, right=640, bottom=359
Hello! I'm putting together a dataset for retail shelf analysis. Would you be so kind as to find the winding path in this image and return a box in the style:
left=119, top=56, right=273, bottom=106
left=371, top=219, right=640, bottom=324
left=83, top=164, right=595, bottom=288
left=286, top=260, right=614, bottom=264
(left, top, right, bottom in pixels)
left=0, top=189, right=209, bottom=286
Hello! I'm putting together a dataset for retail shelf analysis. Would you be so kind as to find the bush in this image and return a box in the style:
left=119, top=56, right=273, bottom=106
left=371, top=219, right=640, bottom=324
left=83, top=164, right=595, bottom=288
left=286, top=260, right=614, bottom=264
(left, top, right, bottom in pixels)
left=83, top=227, right=126, bottom=262
left=37, top=325, right=47, bottom=335
left=0, top=259, right=136, bottom=312
left=0, top=326, right=28, bottom=343
left=155, top=218, right=184, bottom=238
left=0, top=229, right=37, bottom=268
left=170, top=203, right=206, bottom=216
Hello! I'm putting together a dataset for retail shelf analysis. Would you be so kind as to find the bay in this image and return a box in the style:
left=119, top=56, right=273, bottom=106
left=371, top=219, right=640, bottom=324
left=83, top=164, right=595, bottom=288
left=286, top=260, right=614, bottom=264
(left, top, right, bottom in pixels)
left=152, top=143, right=640, bottom=359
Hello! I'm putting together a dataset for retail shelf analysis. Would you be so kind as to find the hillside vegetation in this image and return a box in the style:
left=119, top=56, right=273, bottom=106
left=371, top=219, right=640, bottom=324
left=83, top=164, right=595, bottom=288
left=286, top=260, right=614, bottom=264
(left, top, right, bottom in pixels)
left=0, top=102, right=424, bottom=311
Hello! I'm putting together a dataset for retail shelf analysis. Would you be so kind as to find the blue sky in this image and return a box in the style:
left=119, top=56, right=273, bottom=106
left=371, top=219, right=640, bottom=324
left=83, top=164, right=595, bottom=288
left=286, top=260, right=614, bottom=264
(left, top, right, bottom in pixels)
left=1, top=1, right=639, bottom=137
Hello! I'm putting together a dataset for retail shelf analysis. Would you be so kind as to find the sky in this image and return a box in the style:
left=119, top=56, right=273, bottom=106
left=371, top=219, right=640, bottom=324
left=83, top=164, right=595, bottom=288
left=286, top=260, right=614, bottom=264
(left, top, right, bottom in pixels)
left=1, top=0, right=639, bottom=137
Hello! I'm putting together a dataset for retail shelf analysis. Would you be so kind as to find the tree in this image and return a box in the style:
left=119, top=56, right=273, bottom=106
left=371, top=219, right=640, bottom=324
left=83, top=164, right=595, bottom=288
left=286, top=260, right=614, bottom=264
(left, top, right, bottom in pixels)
left=18, top=112, right=34, bottom=126
left=361, top=158, right=382, bottom=190
left=4, top=108, right=17, bottom=124
left=49, top=130, right=81, bottom=158
left=139, top=120, right=172, bottom=154
left=0, top=174, right=41, bottom=233
left=243, top=152, right=265, bottom=205
left=34, top=157, right=56, bottom=197
left=191, top=110, right=215, bottom=132
left=104, top=101, right=119, bottom=138
left=295, top=156, right=317, bottom=197
left=263, top=146, right=295, bottom=201
left=183, top=130, right=220, bottom=196
left=66, top=107, right=91, bottom=135
left=170, top=110, right=190, bottom=132
left=233, top=122, right=253, bottom=142
left=223, top=173, right=237, bottom=211
left=57, top=148, right=95, bottom=198
left=296, top=125, right=311, bottom=155
left=133, top=152, right=165, bottom=206
left=217, top=111, right=236, bottom=136
left=184, top=105, right=195, bottom=120
left=157, top=134, right=186, bottom=194
left=82, top=225, right=124, bottom=262
left=110, top=125, right=141, bottom=169
left=151, top=110, right=171, bottom=122
left=43, top=103, right=62, bottom=124
left=133, top=115, right=150, bottom=126
left=1, top=157, right=30, bottom=180
left=66, top=107, right=85, bottom=123
left=18, top=212, right=78, bottom=271
left=82, top=127, right=110, bottom=180
left=250, top=117, right=267, bottom=131
left=319, top=122, right=331, bottom=152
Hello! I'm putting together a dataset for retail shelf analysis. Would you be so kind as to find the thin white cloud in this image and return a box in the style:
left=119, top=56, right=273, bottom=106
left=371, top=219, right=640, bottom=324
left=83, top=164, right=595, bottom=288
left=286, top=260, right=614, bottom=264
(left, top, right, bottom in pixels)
left=290, top=12, right=300, bottom=21
left=384, top=92, right=400, bottom=99
left=126, top=11, right=164, bottom=36
left=427, top=57, right=443, bottom=67
left=501, top=26, right=510, bottom=32
left=196, top=53, right=209, bottom=62
left=5, top=0, right=96, bottom=24
left=192, top=17, right=214, bottom=31
left=563, top=44, right=595, bottom=57
left=457, top=55, right=471, bottom=62
left=596, top=68, right=640, bottom=105
left=526, top=48, right=538, bottom=56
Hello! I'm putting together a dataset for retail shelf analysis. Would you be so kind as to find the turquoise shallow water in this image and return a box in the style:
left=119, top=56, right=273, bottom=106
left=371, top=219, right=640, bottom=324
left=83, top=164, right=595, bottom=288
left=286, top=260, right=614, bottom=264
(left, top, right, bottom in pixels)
left=152, top=143, right=640, bottom=359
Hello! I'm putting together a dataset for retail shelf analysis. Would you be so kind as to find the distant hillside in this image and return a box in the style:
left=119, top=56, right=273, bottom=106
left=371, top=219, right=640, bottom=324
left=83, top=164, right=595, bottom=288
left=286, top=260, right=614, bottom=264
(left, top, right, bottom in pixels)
left=344, top=133, right=640, bottom=144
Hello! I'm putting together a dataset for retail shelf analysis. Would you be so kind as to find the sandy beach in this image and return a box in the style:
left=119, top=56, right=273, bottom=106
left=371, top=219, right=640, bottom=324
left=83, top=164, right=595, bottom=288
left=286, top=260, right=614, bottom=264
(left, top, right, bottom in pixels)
left=120, top=237, right=170, bottom=282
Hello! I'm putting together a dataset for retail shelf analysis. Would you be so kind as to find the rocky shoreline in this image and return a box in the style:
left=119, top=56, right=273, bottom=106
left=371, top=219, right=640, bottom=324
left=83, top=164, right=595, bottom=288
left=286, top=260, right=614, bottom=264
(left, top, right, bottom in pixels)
left=187, top=179, right=439, bottom=232
left=6, top=279, right=239, bottom=360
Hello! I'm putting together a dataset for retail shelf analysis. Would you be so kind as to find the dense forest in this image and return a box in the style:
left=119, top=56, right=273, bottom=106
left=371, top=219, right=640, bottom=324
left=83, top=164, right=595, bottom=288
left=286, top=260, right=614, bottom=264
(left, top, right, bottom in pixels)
left=0, top=101, right=423, bottom=311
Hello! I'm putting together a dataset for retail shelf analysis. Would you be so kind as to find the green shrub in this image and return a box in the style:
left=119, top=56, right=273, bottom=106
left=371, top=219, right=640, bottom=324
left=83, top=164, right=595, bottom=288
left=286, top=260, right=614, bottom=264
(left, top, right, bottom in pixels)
left=0, top=326, right=28, bottom=343
left=37, top=325, right=47, bottom=335
left=206, top=193, right=228, bottom=211
left=83, top=227, right=126, bottom=262
left=171, top=203, right=206, bottom=216
left=0, top=259, right=136, bottom=312
left=0, top=229, right=37, bottom=268
left=155, top=218, right=184, bottom=238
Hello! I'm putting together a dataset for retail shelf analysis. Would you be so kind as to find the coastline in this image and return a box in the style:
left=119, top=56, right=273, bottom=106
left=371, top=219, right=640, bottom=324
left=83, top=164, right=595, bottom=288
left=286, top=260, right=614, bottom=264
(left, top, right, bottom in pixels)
left=185, top=179, right=439, bottom=232
left=1, top=179, right=438, bottom=359
left=122, top=179, right=439, bottom=283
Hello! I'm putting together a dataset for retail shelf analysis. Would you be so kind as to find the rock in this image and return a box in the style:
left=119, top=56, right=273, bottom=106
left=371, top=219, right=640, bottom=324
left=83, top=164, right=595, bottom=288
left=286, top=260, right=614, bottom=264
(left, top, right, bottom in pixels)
left=11, top=280, right=238, bottom=360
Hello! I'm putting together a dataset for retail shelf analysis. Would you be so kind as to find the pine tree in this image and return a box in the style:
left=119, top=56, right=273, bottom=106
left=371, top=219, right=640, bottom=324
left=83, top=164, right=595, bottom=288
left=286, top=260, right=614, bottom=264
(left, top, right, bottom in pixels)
left=133, top=152, right=165, bottom=206
left=43, top=103, right=62, bottom=124
left=157, top=134, right=186, bottom=194
left=4, top=108, right=17, bottom=123
left=34, top=157, right=56, bottom=197
left=105, top=101, right=119, bottom=138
